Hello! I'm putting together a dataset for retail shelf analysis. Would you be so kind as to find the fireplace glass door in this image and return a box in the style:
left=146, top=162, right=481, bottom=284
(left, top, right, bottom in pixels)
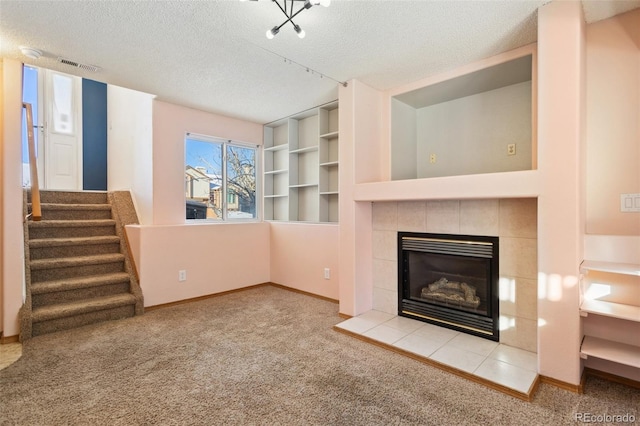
left=398, top=232, right=499, bottom=341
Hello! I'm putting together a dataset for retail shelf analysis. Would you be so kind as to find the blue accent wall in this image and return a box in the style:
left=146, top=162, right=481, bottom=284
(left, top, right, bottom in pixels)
left=82, top=79, right=108, bottom=190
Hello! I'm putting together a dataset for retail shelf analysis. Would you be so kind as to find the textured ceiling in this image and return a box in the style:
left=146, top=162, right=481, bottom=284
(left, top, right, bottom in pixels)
left=1, top=0, right=638, bottom=124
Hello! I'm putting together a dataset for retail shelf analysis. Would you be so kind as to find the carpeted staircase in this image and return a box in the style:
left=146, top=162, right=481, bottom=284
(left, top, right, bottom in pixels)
left=20, top=190, right=144, bottom=340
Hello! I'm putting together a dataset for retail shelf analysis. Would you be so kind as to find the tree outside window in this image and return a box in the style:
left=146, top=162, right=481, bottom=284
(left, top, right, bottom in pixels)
left=185, top=135, right=257, bottom=220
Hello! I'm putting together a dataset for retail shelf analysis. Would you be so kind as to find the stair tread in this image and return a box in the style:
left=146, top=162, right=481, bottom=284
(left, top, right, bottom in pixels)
left=36, top=203, right=111, bottom=210
left=32, top=272, right=131, bottom=294
left=29, top=235, right=121, bottom=248
left=32, top=293, right=137, bottom=323
left=30, top=253, right=125, bottom=270
left=29, top=219, right=116, bottom=228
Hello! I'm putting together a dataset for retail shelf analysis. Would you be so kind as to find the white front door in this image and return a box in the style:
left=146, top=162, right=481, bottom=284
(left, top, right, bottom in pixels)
left=43, top=69, right=82, bottom=190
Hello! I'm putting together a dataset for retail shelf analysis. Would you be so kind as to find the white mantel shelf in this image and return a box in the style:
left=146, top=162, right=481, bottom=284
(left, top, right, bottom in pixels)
left=353, top=170, right=540, bottom=202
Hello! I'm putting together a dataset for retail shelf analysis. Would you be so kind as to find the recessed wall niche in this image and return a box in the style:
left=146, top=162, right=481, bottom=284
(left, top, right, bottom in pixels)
left=391, top=54, right=534, bottom=180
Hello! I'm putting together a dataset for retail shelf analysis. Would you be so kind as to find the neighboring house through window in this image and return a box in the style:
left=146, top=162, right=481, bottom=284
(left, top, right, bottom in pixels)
left=185, top=134, right=258, bottom=221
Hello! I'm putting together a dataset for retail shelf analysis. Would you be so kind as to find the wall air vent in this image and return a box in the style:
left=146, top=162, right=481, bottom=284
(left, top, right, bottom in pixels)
left=57, top=57, right=101, bottom=73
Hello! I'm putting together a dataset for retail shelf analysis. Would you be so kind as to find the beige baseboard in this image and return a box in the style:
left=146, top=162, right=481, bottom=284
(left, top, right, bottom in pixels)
left=539, top=374, right=584, bottom=393
left=583, top=367, right=640, bottom=390
left=1, top=334, right=20, bottom=344
left=145, top=282, right=338, bottom=312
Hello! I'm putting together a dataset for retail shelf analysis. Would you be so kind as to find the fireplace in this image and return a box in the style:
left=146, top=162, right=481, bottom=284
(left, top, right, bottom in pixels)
left=398, top=232, right=500, bottom=341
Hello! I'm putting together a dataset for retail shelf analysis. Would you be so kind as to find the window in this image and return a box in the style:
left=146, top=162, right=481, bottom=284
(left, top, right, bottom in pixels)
left=185, top=134, right=258, bottom=221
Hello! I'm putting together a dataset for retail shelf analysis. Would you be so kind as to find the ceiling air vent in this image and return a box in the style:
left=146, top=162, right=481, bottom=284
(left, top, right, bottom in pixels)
left=57, top=57, right=101, bottom=73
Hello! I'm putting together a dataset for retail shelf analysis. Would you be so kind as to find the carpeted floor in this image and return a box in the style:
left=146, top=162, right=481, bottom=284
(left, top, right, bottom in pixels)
left=1, top=285, right=638, bottom=425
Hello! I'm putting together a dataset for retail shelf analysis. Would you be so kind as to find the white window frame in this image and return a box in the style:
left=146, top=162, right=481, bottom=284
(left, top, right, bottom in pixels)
left=185, top=132, right=261, bottom=222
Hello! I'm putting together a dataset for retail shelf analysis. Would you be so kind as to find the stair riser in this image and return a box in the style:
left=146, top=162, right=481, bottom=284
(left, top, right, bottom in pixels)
left=29, top=225, right=116, bottom=240
left=32, top=305, right=135, bottom=337
left=29, top=191, right=108, bottom=205
left=31, top=262, right=125, bottom=283
left=32, top=282, right=131, bottom=308
left=30, top=243, right=121, bottom=260
left=38, top=209, right=112, bottom=221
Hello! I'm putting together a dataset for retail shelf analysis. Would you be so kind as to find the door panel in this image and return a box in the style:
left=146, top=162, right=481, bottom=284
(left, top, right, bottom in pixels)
left=44, top=69, right=82, bottom=190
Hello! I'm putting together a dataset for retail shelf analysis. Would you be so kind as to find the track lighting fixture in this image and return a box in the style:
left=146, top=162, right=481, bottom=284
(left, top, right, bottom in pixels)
left=243, top=0, right=330, bottom=39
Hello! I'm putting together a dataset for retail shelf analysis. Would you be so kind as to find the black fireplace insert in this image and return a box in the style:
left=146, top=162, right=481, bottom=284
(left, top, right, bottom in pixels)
left=398, top=232, right=500, bottom=341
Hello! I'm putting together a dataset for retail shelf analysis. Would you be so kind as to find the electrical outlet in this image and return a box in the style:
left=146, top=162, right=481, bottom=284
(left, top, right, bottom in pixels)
left=324, top=268, right=330, bottom=280
left=507, top=144, right=516, bottom=156
left=178, top=270, right=187, bottom=282
left=620, top=193, right=640, bottom=212
left=429, top=153, right=436, bottom=164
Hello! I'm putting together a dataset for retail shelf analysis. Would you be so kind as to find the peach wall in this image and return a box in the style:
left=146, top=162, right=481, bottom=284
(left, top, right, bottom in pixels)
left=1, top=59, right=25, bottom=338
left=586, top=9, right=640, bottom=235
left=152, top=100, right=263, bottom=225
left=536, top=0, right=585, bottom=384
left=270, top=222, right=339, bottom=300
left=338, top=80, right=384, bottom=316
left=107, top=85, right=155, bottom=225
left=131, top=223, right=270, bottom=307
left=121, top=100, right=270, bottom=307
left=0, top=60, right=3, bottom=335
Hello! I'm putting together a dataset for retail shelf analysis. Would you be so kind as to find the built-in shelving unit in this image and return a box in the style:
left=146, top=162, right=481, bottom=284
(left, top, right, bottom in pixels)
left=263, top=101, right=339, bottom=222
left=579, top=260, right=640, bottom=370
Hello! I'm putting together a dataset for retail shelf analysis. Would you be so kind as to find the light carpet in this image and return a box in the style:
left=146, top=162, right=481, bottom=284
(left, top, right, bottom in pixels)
left=1, top=285, right=638, bottom=425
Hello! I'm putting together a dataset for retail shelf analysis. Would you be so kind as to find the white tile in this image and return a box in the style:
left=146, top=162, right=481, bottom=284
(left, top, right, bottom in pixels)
left=430, top=344, right=486, bottom=373
left=372, top=259, right=397, bottom=291
left=363, top=324, right=410, bottom=345
left=357, top=310, right=395, bottom=324
left=372, top=288, right=397, bottom=314
left=447, top=333, right=499, bottom=357
left=474, top=358, right=538, bottom=393
left=394, top=331, right=448, bottom=358
left=411, top=322, right=459, bottom=344
left=334, top=317, right=380, bottom=334
left=426, top=200, right=460, bottom=234
left=489, top=345, right=537, bottom=372
left=372, top=202, right=398, bottom=231
left=459, top=199, right=499, bottom=236
left=499, top=315, right=537, bottom=353
left=382, top=316, right=424, bottom=333
left=372, top=230, right=397, bottom=261
left=335, top=310, right=394, bottom=334
left=397, top=201, right=426, bottom=232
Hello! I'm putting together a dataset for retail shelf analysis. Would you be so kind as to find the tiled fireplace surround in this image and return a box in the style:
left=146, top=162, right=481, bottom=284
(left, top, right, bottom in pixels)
left=371, top=198, right=538, bottom=353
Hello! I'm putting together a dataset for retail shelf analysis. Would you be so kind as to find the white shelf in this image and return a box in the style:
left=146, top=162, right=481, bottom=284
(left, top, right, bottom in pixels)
left=320, top=131, right=339, bottom=139
left=264, top=144, right=288, bottom=152
left=264, top=101, right=338, bottom=223
left=580, top=336, right=640, bottom=368
left=580, top=299, right=640, bottom=322
left=581, top=260, right=640, bottom=276
left=264, top=169, right=287, bottom=175
left=290, top=146, right=318, bottom=154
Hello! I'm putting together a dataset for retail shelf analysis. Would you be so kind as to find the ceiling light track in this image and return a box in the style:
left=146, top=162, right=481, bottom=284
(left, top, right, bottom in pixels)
left=243, top=0, right=330, bottom=39
left=255, top=44, right=347, bottom=87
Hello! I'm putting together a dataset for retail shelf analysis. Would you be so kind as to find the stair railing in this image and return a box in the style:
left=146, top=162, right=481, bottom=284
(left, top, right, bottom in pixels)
left=23, top=102, right=41, bottom=221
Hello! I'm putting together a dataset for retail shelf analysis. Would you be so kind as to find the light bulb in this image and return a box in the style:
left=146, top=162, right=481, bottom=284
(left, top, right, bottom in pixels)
left=294, top=25, right=305, bottom=39
left=266, top=26, right=279, bottom=39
